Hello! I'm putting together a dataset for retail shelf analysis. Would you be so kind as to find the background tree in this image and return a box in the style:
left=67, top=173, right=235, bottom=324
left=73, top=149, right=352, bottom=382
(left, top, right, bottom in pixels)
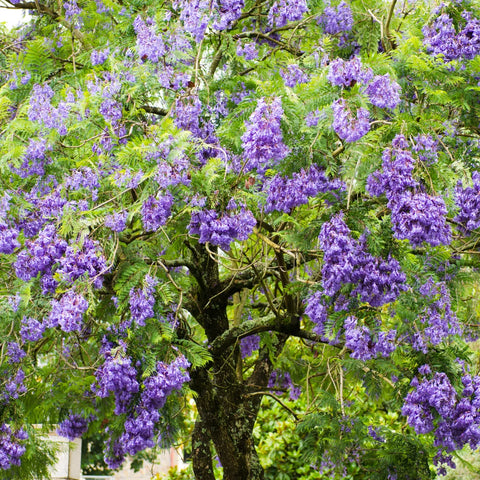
left=1, top=0, right=480, bottom=479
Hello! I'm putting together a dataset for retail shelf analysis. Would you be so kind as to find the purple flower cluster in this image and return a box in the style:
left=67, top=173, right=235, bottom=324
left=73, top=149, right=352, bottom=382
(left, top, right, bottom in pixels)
left=99, top=99, right=122, bottom=123
left=28, top=84, right=69, bottom=135
left=133, top=16, right=166, bottom=63
left=280, top=64, right=309, bottom=87
left=119, top=356, right=190, bottom=456
left=93, top=352, right=139, bottom=415
left=268, top=0, right=308, bottom=28
left=0, top=424, right=27, bottom=471
left=14, top=224, right=67, bottom=293
left=20, top=316, right=45, bottom=342
left=413, top=134, right=438, bottom=165
left=236, top=41, right=258, bottom=60
left=4, top=369, right=27, bottom=401
left=91, top=47, right=110, bottom=66
left=402, top=371, right=480, bottom=473
left=7, top=342, right=26, bottom=364
left=318, top=1, right=354, bottom=35
left=57, top=238, right=108, bottom=289
left=0, top=224, right=20, bottom=254
left=454, top=171, right=480, bottom=233
left=48, top=291, right=88, bottom=332
left=411, top=281, right=461, bottom=352
left=188, top=207, right=256, bottom=251
left=57, top=414, right=89, bottom=440
left=423, top=11, right=480, bottom=62
left=241, top=97, right=290, bottom=173
left=364, top=74, right=401, bottom=110
left=327, top=58, right=373, bottom=88
left=318, top=213, right=406, bottom=305
left=262, top=164, right=344, bottom=213
left=129, top=275, right=158, bottom=326
left=105, top=210, right=128, bottom=232
left=332, top=99, right=370, bottom=142
left=344, top=316, right=396, bottom=360
left=141, top=194, right=173, bottom=231
left=240, top=334, right=260, bottom=358
left=390, top=192, right=451, bottom=248
left=12, top=138, right=51, bottom=178
left=367, top=135, right=451, bottom=247
left=268, top=369, right=301, bottom=400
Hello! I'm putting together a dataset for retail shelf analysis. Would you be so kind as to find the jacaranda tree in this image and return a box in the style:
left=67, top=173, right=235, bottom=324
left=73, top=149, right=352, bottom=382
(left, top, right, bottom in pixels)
left=2, top=0, right=480, bottom=478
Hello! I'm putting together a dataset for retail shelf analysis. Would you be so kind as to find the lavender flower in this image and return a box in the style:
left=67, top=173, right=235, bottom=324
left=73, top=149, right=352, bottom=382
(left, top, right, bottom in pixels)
left=268, top=0, right=308, bottom=28
left=331, top=99, right=370, bottom=142
left=57, top=414, right=89, bottom=440
left=327, top=57, right=373, bottom=88
left=240, top=335, right=260, bottom=358
left=141, top=193, right=173, bottom=231
left=241, top=97, right=290, bottom=173
left=105, top=210, right=128, bottom=232
left=237, top=41, right=258, bottom=60
left=133, top=16, right=166, bottom=63
left=93, top=352, right=139, bottom=415
left=454, top=171, right=480, bottom=233
left=91, top=48, right=110, bottom=66
left=0, top=425, right=27, bottom=471
left=129, top=276, right=157, bottom=326
left=318, top=1, right=354, bottom=35
left=364, top=74, right=401, bottom=110
left=7, top=343, right=26, bottom=364
left=262, top=164, right=344, bottom=213
left=188, top=207, right=256, bottom=251
left=48, top=291, right=88, bottom=332
left=280, top=64, right=309, bottom=87
left=20, top=316, right=45, bottom=342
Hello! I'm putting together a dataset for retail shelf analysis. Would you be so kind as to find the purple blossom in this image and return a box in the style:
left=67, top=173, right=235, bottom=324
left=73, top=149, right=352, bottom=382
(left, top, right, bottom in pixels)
left=366, top=135, right=417, bottom=198
left=390, top=192, right=451, bottom=247
left=57, top=238, right=108, bottom=289
left=280, top=64, right=309, bottom=87
left=318, top=1, right=354, bottom=35
left=93, top=352, right=139, bottom=415
left=268, top=0, right=308, bottom=28
left=141, top=194, right=173, bottom=231
left=0, top=425, right=27, bottom=471
left=327, top=58, right=373, bottom=88
left=241, top=97, right=290, bottom=173
left=129, top=276, right=157, bottom=326
left=0, top=224, right=20, bottom=254
left=105, top=210, right=128, bottom=232
left=4, top=369, right=27, bottom=400
left=7, top=342, right=26, bottom=364
left=188, top=207, right=256, bottom=251
left=91, top=48, right=110, bottom=66
left=57, top=414, right=89, bottom=440
left=99, top=99, right=122, bottom=123
left=268, top=369, right=301, bottom=400
left=364, top=74, right=401, bottom=110
left=413, top=134, right=438, bottom=165
left=262, top=164, right=345, bottom=213
left=20, top=317, right=45, bottom=342
left=240, top=335, right=260, bottom=358
left=117, top=356, right=190, bottom=456
left=28, top=84, right=70, bottom=135
left=48, top=291, right=89, bottom=332
left=305, top=109, right=321, bottom=127
left=14, top=224, right=67, bottom=286
left=133, top=16, right=166, bottom=63
left=454, top=171, right=480, bottom=233
left=237, top=41, right=258, bottom=60
left=331, top=99, right=370, bottom=142
left=318, top=213, right=406, bottom=305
